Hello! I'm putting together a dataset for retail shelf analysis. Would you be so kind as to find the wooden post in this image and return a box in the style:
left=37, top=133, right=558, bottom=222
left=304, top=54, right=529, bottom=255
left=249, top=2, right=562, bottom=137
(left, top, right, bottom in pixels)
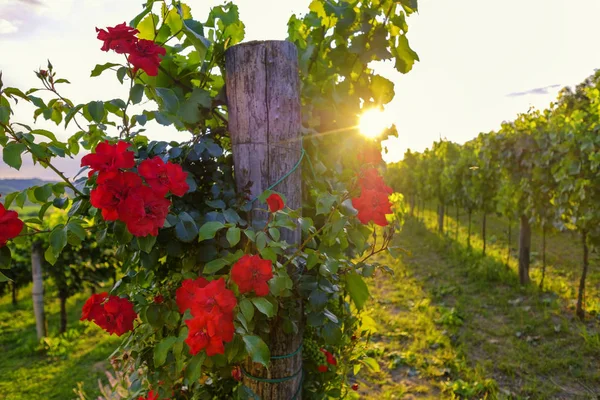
left=518, top=215, right=531, bottom=285
left=31, top=241, right=47, bottom=339
left=226, top=40, right=303, bottom=399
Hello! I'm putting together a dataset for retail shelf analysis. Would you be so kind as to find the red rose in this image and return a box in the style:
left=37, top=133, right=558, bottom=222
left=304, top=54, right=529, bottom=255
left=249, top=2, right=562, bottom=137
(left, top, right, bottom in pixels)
left=185, top=311, right=234, bottom=356
left=318, top=365, right=328, bottom=373
left=154, top=295, right=164, bottom=304
left=231, top=366, right=242, bottom=382
left=320, top=348, right=337, bottom=366
left=128, top=39, right=166, bottom=77
left=119, top=186, right=171, bottom=237
left=81, top=140, right=135, bottom=178
left=190, top=278, right=237, bottom=317
left=81, top=293, right=137, bottom=336
left=175, top=277, right=209, bottom=314
left=351, top=383, right=359, bottom=391
left=96, top=22, right=139, bottom=54
left=230, top=255, right=273, bottom=297
left=358, top=168, right=392, bottom=194
left=266, top=193, right=284, bottom=212
left=0, top=203, right=24, bottom=247
left=80, top=292, right=108, bottom=322
left=137, top=390, right=161, bottom=400
left=138, top=156, right=189, bottom=197
left=351, top=188, right=392, bottom=227
left=90, top=170, right=142, bottom=221
left=102, top=296, right=138, bottom=336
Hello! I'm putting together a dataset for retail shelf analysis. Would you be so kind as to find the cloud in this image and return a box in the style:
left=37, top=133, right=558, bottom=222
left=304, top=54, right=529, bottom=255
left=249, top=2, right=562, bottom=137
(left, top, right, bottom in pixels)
left=0, top=18, right=18, bottom=34
left=506, top=84, right=561, bottom=97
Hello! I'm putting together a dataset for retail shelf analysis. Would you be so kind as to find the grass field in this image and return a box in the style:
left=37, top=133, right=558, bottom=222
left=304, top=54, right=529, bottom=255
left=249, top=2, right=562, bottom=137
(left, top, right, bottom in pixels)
left=0, top=283, right=119, bottom=400
left=1, top=203, right=599, bottom=399
left=361, top=206, right=600, bottom=399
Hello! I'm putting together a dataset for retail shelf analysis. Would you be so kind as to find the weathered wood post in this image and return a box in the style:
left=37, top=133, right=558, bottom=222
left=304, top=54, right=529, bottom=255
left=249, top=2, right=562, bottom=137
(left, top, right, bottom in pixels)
left=31, top=240, right=47, bottom=339
left=226, top=41, right=303, bottom=399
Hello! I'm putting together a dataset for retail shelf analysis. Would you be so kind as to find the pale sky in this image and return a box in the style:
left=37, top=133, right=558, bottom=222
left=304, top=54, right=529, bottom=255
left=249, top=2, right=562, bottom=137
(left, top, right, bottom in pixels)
left=1, top=0, right=600, bottom=178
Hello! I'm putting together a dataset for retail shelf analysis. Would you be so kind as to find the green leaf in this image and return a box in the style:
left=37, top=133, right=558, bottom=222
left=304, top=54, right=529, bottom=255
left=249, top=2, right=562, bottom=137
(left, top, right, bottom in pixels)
left=137, top=13, right=159, bottom=40
left=203, top=258, right=228, bottom=274
left=154, top=336, right=178, bottom=367
left=180, top=17, right=211, bottom=63
left=179, top=88, right=211, bottom=124
left=184, top=353, right=206, bottom=384
left=392, top=34, right=419, bottom=74
left=3, top=142, right=26, bottom=170
left=90, top=62, right=120, bottom=77
left=0, top=106, right=9, bottom=125
left=243, top=335, right=270, bottom=367
left=137, top=235, right=157, bottom=253
left=30, top=129, right=58, bottom=141
left=268, top=227, right=280, bottom=242
left=175, top=212, right=199, bottom=243
left=346, top=272, right=369, bottom=310
left=316, top=192, right=336, bottom=215
left=155, top=87, right=180, bottom=113
left=130, top=84, right=144, bottom=105
left=130, top=1, right=154, bottom=27
left=361, top=356, right=381, bottom=372
left=0, top=246, right=12, bottom=269
left=370, top=75, right=395, bottom=105
left=116, top=67, right=127, bottom=84
left=226, top=227, right=241, bottom=247
left=0, top=270, right=10, bottom=282
left=251, top=298, right=274, bottom=317
left=87, top=101, right=105, bottom=124
left=64, top=104, right=84, bottom=128
left=240, top=298, right=254, bottom=322
left=198, top=221, right=225, bottom=241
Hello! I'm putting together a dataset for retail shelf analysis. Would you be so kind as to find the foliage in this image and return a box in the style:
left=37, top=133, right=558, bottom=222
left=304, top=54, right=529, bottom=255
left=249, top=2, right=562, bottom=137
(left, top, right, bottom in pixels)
left=0, top=0, right=419, bottom=397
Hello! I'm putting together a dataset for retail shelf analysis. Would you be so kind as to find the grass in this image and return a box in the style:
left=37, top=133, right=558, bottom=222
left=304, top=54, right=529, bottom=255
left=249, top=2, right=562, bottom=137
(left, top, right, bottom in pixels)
left=0, top=282, right=119, bottom=400
left=360, top=206, right=600, bottom=399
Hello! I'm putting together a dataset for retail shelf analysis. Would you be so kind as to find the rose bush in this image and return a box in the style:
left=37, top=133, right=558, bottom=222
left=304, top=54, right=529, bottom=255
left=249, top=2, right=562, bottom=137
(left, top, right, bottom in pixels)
left=0, top=0, right=418, bottom=398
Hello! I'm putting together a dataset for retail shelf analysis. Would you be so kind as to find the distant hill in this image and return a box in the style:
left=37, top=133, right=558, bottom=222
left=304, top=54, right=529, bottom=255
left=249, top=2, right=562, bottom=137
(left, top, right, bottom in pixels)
left=0, top=178, right=58, bottom=196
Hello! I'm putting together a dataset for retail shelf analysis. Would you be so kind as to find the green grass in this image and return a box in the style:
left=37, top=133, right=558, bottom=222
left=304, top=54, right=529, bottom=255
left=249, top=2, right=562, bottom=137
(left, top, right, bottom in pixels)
left=0, top=283, right=119, bottom=400
left=361, top=207, right=600, bottom=399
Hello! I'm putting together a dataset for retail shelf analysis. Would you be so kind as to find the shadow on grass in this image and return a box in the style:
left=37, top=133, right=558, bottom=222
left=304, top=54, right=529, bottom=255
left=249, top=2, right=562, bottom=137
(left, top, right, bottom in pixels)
left=397, top=216, right=600, bottom=399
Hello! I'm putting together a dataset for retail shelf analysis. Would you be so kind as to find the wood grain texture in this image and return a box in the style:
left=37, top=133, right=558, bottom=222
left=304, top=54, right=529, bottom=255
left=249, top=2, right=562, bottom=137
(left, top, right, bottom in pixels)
left=226, top=40, right=303, bottom=399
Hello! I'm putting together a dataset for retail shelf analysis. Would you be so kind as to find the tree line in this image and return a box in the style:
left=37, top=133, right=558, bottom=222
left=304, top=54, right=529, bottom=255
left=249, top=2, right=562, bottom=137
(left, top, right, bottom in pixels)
left=388, top=70, right=600, bottom=319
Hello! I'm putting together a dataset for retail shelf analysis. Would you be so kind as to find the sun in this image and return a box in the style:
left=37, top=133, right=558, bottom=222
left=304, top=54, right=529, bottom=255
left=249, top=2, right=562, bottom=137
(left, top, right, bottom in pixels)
left=358, top=108, right=391, bottom=138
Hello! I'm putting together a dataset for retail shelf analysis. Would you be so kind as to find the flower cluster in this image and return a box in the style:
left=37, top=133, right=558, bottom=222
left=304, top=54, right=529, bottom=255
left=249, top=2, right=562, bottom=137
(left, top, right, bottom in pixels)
left=0, top=202, right=24, bottom=248
left=83, top=141, right=189, bottom=237
left=318, top=348, right=337, bottom=372
left=175, top=255, right=273, bottom=357
left=176, top=277, right=236, bottom=356
left=352, top=166, right=393, bottom=226
left=80, top=292, right=137, bottom=336
left=230, top=254, right=274, bottom=296
left=96, top=22, right=166, bottom=76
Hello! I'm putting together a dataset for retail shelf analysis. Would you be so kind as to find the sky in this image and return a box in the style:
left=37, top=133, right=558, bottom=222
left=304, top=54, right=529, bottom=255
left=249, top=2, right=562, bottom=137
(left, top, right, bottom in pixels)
left=1, top=0, right=600, bottom=179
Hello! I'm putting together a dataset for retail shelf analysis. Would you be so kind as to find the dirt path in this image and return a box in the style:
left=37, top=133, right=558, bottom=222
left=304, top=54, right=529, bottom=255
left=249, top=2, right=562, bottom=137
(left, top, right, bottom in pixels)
left=362, top=218, right=600, bottom=399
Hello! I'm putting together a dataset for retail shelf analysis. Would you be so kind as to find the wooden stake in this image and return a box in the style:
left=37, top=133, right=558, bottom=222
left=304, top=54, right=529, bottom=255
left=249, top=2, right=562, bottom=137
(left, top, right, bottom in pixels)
left=226, top=40, right=303, bottom=399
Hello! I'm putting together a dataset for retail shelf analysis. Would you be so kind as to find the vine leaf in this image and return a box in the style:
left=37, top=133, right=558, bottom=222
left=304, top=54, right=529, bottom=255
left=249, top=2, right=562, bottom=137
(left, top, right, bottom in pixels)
left=242, top=335, right=270, bottom=367
left=345, top=272, right=369, bottom=310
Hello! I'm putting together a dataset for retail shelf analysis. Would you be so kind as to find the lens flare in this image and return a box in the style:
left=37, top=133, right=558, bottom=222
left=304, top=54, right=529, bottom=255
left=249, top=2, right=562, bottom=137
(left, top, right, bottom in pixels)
left=358, top=109, right=391, bottom=138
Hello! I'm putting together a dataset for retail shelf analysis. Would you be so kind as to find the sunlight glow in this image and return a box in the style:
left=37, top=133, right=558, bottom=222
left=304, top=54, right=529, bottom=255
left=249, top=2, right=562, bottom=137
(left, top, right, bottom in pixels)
left=358, top=108, right=391, bottom=138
